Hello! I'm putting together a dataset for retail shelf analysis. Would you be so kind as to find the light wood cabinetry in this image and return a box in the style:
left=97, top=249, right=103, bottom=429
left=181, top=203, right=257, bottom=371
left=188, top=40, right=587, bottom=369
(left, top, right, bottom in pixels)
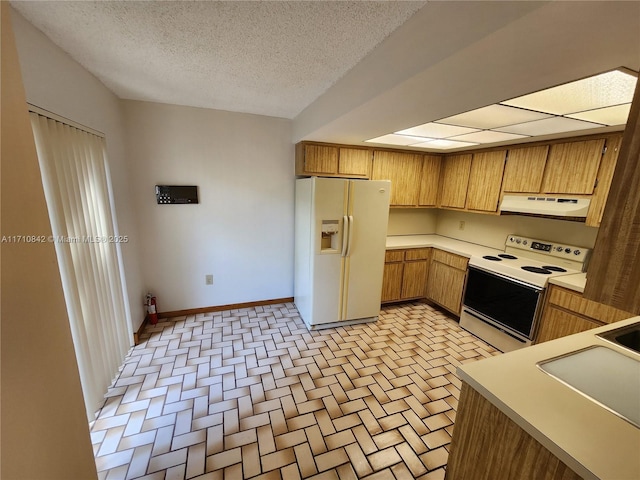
left=381, top=248, right=431, bottom=303
left=583, top=80, right=640, bottom=313
left=418, top=155, right=442, bottom=206
left=445, top=383, right=583, bottom=480
left=371, top=151, right=424, bottom=206
left=585, top=134, right=623, bottom=227
left=438, top=154, right=472, bottom=209
left=296, top=143, right=371, bottom=178
left=502, top=145, right=549, bottom=193
left=466, top=150, right=506, bottom=212
left=425, top=249, right=468, bottom=315
left=534, top=284, right=633, bottom=344
left=540, top=138, right=605, bottom=194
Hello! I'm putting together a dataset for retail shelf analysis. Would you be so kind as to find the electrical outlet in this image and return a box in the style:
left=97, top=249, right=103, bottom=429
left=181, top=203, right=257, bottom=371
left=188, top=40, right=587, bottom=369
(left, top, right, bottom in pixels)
left=459, top=221, right=465, bottom=231
left=205, top=274, right=213, bottom=285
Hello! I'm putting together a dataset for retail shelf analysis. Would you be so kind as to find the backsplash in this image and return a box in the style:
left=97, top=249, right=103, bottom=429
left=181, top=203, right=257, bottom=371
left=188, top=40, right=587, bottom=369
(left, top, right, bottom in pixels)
left=387, top=208, right=437, bottom=235
left=387, top=207, right=599, bottom=251
left=435, top=210, right=599, bottom=250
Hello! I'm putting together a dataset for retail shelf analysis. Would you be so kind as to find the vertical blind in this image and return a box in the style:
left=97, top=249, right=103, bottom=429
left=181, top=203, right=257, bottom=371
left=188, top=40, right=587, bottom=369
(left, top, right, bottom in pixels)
left=30, top=111, right=133, bottom=421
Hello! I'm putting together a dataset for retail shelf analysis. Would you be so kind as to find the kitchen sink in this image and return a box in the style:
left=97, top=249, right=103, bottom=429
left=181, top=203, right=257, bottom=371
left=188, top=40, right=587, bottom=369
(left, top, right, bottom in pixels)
left=538, top=345, right=640, bottom=428
left=597, top=322, right=640, bottom=355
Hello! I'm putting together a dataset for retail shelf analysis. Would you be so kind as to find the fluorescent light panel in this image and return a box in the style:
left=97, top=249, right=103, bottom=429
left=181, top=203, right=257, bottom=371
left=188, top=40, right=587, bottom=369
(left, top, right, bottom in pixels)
left=437, top=104, right=551, bottom=129
left=396, top=122, right=479, bottom=138
left=502, top=70, right=636, bottom=115
left=364, top=69, right=636, bottom=151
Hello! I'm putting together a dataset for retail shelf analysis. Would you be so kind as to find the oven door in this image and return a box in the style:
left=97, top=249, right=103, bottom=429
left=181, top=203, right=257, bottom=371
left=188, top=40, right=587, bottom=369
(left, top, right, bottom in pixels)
left=462, top=266, right=544, bottom=340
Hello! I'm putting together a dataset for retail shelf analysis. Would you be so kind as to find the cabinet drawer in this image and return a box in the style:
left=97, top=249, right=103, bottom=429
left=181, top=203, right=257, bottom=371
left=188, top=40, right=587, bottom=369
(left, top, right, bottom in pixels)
left=385, top=250, right=405, bottom=262
left=547, top=285, right=632, bottom=324
left=431, top=249, right=469, bottom=270
left=404, top=248, right=430, bottom=261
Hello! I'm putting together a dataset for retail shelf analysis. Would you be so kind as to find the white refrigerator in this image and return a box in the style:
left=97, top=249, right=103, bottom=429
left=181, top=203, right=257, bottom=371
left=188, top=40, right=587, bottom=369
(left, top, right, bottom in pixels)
left=294, top=177, right=391, bottom=328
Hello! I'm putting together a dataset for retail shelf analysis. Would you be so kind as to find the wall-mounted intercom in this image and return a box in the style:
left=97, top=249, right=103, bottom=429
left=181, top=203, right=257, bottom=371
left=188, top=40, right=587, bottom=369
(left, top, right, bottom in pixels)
left=155, top=185, right=199, bottom=204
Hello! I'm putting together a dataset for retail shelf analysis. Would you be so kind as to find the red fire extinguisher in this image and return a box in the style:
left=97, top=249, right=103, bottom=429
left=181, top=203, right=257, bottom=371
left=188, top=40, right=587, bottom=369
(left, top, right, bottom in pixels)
left=146, top=293, right=158, bottom=325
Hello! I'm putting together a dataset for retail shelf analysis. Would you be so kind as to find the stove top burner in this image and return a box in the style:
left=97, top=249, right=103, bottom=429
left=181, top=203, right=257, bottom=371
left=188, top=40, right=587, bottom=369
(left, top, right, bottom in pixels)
left=542, top=265, right=567, bottom=272
left=521, top=266, right=552, bottom=274
left=498, top=254, right=518, bottom=260
left=483, top=255, right=502, bottom=261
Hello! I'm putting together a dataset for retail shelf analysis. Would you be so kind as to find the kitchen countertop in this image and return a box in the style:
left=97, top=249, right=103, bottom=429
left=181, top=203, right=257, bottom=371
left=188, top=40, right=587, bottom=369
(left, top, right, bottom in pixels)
left=457, top=316, right=640, bottom=480
left=549, top=272, right=587, bottom=293
left=385, top=234, right=502, bottom=258
left=387, top=235, right=590, bottom=293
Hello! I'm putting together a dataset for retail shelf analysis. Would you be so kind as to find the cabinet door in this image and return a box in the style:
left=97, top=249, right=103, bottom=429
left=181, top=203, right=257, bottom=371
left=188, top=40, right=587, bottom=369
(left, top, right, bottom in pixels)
left=426, top=261, right=467, bottom=315
left=418, top=155, right=442, bottom=206
left=381, top=262, right=403, bottom=302
left=338, top=148, right=371, bottom=177
left=535, top=306, right=602, bottom=344
left=586, top=135, right=623, bottom=227
left=502, top=145, right=549, bottom=193
left=466, top=150, right=506, bottom=212
left=401, top=261, right=429, bottom=299
left=303, top=144, right=339, bottom=174
left=438, top=154, right=472, bottom=209
left=372, top=151, right=423, bottom=206
left=541, top=139, right=605, bottom=194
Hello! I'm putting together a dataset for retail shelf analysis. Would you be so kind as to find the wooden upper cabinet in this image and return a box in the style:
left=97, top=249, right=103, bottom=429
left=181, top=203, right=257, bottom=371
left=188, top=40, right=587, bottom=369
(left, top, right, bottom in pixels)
left=295, top=143, right=371, bottom=178
left=502, top=145, right=549, bottom=193
left=337, top=148, right=371, bottom=177
left=540, top=139, right=605, bottom=194
left=466, top=150, right=506, bottom=212
left=300, top=144, right=338, bottom=174
left=418, top=155, right=442, bottom=206
left=585, top=134, right=623, bottom=227
left=438, top=154, right=472, bottom=209
left=372, top=151, right=423, bottom=206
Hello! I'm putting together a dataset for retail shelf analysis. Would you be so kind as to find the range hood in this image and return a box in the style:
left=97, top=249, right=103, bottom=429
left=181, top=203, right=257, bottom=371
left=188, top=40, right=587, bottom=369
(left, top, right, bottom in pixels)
left=500, top=195, right=590, bottom=218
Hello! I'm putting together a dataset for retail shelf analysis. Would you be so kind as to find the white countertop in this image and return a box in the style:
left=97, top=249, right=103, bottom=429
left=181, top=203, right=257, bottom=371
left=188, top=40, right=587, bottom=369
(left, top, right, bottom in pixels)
left=458, top=317, right=640, bottom=480
left=387, top=235, right=588, bottom=293
left=385, top=234, right=502, bottom=258
left=549, top=272, right=587, bottom=293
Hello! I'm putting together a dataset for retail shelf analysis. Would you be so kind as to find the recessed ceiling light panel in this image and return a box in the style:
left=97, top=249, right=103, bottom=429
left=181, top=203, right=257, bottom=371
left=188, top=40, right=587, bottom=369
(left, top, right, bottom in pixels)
left=496, top=116, right=604, bottom=136
left=437, top=104, right=552, bottom=129
left=565, top=103, right=631, bottom=126
left=501, top=70, right=637, bottom=115
left=450, top=130, right=529, bottom=144
left=365, top=134, right=434, bottom=146
left=411, top=139, right=480, bottom=150
left=396, top=122, right=479, bottom=138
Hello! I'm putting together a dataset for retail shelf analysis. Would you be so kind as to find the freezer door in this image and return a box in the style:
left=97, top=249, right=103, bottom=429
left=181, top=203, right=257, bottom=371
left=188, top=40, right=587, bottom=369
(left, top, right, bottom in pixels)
left=341, top=180, right=390, bottom=321
left=308, top=178, right=348, bottom=325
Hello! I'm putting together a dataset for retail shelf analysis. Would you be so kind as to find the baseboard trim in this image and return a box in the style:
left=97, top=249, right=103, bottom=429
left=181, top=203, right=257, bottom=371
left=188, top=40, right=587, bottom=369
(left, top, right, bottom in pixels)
left=158, top=297, right=295, bottom=320
left=133, top=315, right=149, bottom=345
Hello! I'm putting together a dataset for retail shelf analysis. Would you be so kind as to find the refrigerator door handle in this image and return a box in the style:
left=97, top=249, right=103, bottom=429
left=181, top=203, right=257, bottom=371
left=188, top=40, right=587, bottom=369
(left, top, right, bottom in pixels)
left=341, top=215, right=349, bottom=257
left=345, top=215, right=354, bottom=257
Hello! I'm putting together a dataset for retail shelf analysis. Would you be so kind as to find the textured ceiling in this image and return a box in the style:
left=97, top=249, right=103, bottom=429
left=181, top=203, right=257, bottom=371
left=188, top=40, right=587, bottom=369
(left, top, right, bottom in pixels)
left=10, top=0, right=425, bottom=119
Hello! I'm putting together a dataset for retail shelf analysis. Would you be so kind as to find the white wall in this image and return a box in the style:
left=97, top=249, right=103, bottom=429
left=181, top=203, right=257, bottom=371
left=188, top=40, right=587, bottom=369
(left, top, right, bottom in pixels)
left=387, top=208, right=437, bottom=236
left=124, top=101, right=294, bottom=312
left=436, top=209, right=599, bottom=250
left=11, top=8, right=145, bottom=330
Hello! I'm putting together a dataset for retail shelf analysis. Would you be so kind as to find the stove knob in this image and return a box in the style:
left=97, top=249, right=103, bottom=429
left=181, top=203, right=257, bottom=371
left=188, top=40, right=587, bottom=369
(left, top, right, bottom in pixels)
left=516, top=239, right=521, bottom=244
left=574, top=249, right=581, bottom=256
left=523, top=240, right=528, bottom=246
left=556, top=246, right=563, bottom=252
left=564, top=248, right=571, bottom=254
left=509, top=237, right=515, bottom=243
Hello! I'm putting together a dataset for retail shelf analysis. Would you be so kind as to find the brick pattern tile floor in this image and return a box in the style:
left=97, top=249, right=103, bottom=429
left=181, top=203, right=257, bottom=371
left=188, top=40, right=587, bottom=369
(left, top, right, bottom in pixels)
left=91, top=301, right=499, bottom=480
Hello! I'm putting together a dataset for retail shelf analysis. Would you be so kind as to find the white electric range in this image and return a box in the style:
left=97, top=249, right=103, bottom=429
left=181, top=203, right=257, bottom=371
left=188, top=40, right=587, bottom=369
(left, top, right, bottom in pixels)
left=460, top=234, right=591, bottom=352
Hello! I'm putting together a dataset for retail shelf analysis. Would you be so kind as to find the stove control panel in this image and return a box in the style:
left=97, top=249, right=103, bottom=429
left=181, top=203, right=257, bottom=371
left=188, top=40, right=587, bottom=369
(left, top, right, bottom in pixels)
left=506, top=235, right=590, bottom=264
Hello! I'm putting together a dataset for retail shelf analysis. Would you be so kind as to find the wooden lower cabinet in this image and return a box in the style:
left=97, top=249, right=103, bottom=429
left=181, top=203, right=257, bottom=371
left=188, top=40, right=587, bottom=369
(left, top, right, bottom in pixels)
left=534, top=284, right=633, bottom=344
left=445, top=383, right=582, bottom=480
left=425, top=249, right=468, bottom=315
left=381, top=248, right=430, bottom=303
